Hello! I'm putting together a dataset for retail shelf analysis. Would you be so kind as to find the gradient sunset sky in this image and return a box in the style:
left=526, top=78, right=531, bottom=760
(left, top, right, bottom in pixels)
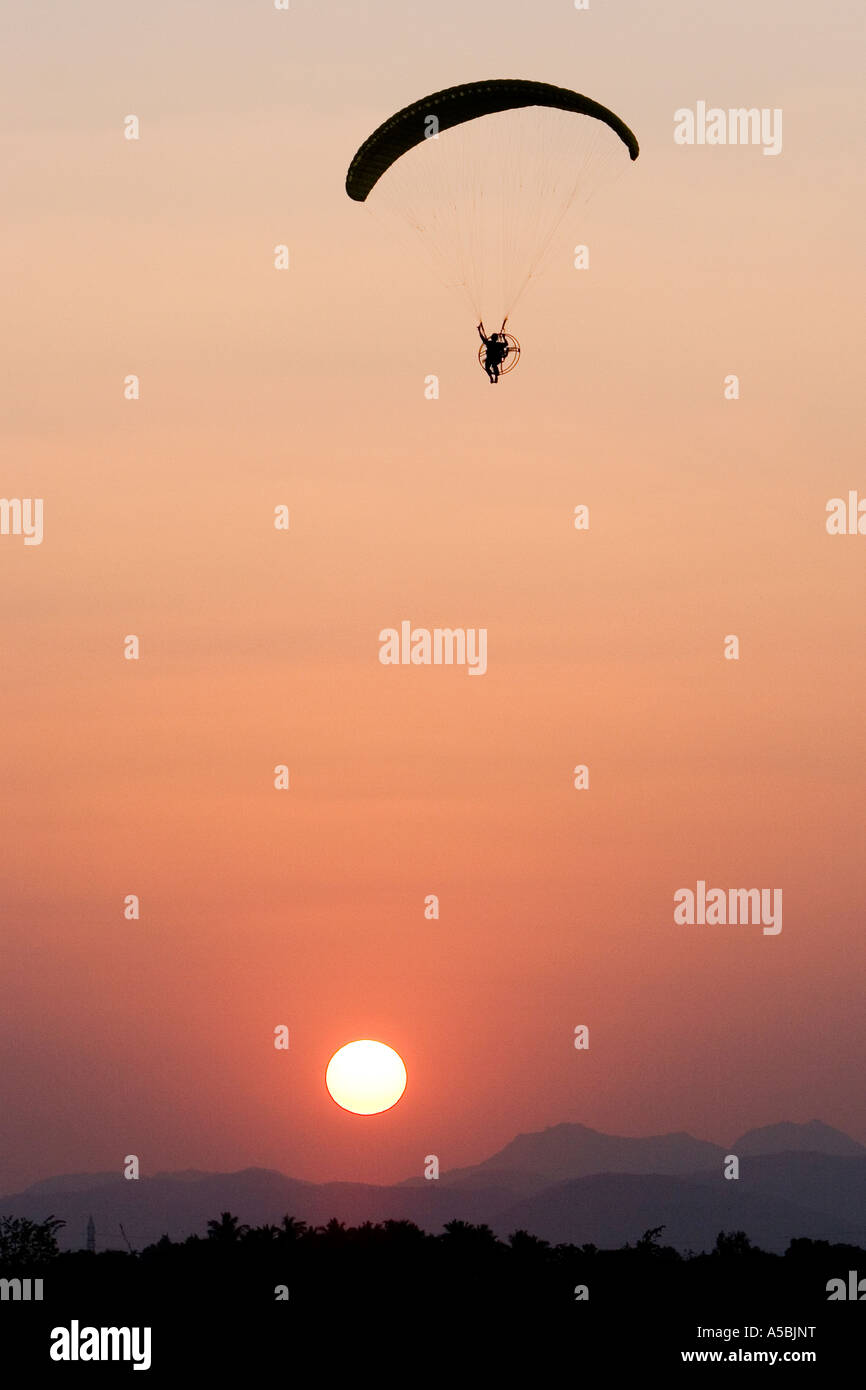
left=1, top=0, right=864, bottom=1193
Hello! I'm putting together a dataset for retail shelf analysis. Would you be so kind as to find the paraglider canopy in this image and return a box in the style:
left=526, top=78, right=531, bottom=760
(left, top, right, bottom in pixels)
left=346, top=79, right=639, bottom=202
left=346, top=79, right=639, bottom=330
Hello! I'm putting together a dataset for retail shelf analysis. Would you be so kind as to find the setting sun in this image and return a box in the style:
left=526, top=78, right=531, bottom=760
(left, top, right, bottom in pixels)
left=325, top=1040, right=407, bottom=1115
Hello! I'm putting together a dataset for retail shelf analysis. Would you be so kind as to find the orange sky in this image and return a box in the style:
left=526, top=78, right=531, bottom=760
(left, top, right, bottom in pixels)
left=1, top=0, right=864, bottom=1192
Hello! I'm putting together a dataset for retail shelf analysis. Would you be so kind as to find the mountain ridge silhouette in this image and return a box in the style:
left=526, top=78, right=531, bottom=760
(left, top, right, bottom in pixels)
left=3, top=1119, right=862, bottom=1255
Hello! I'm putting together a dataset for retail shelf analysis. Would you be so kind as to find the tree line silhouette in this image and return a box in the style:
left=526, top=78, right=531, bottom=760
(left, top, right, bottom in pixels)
left=2, top=1212, right=862, bottom=1373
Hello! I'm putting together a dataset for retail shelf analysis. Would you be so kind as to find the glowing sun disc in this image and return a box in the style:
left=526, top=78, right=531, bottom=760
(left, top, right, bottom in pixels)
left=326, top=1040, right=407, bottom=1115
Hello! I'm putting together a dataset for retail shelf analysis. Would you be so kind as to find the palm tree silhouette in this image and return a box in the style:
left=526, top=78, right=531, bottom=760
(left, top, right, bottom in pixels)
left=318, top=1218, right=348, bottom=1245
left=442, top=1219, right=501, bottom=1249
left=508, top=1229, right=551, bottom=1255
left=206, top=1212, right=249, bottom=1243
left=278, top=1216, right=308, bottom=1244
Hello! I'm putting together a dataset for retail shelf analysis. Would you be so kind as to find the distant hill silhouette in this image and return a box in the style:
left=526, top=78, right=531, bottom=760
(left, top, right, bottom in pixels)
left=3, top=1119, right=864, bottom=1255
left=0, top=1169, right=517, bottom=1253
left=732, top=1120, right=866, bottom=1156
left=20, top=1172, right=120, bottom=1195
left=422, top=1122, right=726, bottom=1187
left=498, top=1169, right=866, bottom=1253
